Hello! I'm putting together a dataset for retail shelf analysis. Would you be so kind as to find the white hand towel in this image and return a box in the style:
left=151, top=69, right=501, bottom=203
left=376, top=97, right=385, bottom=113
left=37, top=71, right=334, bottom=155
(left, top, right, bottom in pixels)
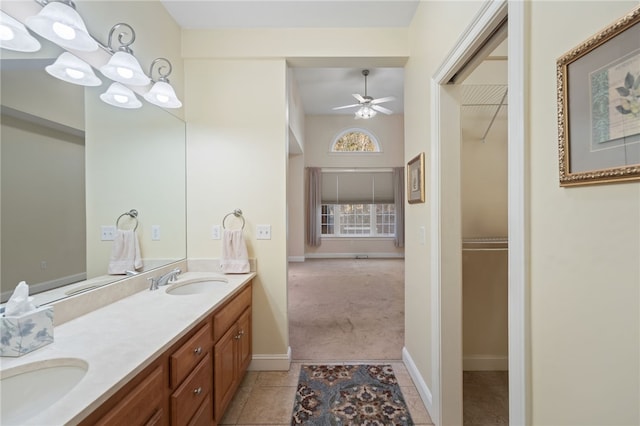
left=220, top=229, right=250, bottom=274
left=108, top=229, right=143, bottom=275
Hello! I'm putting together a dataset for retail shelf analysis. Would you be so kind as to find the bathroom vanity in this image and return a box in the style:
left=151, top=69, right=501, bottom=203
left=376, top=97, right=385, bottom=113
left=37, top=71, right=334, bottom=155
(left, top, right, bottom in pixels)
left=0, top=270, right=254, bottom=426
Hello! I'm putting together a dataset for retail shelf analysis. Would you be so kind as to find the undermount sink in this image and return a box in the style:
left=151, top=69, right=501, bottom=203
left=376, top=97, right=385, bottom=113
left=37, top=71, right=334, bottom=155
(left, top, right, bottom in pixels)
left=1, top=358, right=88, bottom=425
left=165, top=278, right=228, bottom=295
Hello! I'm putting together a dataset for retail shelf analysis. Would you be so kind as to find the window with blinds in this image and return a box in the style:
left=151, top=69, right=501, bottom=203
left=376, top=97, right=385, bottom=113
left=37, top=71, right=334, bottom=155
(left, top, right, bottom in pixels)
left=320, top=170, right=396, bottom=237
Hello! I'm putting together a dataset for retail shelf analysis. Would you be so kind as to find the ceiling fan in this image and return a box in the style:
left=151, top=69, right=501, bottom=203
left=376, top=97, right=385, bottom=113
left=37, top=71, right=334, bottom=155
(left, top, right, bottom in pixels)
left=332, top=69, right=395, bottom=119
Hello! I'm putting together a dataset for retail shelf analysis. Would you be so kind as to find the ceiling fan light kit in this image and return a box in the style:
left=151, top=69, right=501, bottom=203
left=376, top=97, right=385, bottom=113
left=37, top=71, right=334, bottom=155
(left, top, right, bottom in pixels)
left=332, top=69, right=395, bottom=119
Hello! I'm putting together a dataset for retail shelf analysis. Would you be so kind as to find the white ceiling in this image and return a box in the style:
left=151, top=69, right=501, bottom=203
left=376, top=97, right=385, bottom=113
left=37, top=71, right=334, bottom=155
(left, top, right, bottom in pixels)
left=160, top=0, right=419, bottom=116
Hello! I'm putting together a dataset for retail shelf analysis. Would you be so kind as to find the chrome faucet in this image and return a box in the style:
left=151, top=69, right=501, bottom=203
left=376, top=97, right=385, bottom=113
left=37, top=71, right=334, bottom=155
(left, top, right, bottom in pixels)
left=148, top=268, right=182, bottom=290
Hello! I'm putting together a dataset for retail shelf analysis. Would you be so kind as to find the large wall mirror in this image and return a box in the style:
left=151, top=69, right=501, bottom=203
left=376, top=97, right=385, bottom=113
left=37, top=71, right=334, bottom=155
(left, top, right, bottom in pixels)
left=1, top=32, right=186, bottom=305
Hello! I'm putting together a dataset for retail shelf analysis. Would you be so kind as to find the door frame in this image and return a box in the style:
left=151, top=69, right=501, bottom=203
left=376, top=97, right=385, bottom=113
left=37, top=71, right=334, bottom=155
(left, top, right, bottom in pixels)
left=430, top=1, right=529, bottom=424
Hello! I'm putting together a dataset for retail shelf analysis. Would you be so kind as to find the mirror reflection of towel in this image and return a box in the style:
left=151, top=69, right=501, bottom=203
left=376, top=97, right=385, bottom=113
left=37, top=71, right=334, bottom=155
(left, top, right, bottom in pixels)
left=220, top=229, right=250, bottom=274
left=108, top=229, right=143, bottom=274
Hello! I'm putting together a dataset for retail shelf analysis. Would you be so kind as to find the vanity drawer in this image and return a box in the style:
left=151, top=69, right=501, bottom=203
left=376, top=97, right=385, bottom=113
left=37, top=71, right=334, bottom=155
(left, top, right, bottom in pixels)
left=171, top=354, right=213, bottom=426
left=187, top=393, right=213, bottom=426
left=170, top=323, right=212, bottom=387
left=213, top=285, right=252, bottom=342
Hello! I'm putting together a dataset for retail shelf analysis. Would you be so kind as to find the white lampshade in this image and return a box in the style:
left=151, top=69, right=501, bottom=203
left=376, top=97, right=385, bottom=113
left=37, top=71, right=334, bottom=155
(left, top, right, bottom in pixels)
left=355, top=106, right=377, bottom=119
left=143, top=81, right=182, bottom=108
left=99, top=51, right=150, bottom=86
left=45, top=52, right=101, bottom=86
left=100, top=82, right=142, bottom=109
left=0, top=11, right=41, bottom=52
left=25, top=2, right=98, bottom=52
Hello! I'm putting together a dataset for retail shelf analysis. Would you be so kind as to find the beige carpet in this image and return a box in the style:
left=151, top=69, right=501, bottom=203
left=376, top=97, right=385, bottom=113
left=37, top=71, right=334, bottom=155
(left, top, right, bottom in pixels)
left=288, top=258, right=405, bottom=361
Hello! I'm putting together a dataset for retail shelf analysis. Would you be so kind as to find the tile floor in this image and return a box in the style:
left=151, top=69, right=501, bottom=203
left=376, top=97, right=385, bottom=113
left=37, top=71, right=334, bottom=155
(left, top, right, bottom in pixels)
left=219, top=361, right=434, bottom=425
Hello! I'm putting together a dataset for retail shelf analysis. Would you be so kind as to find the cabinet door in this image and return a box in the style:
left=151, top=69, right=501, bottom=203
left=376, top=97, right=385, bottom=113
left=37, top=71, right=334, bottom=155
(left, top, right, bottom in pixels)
left=214, top=325, right=237, bottom=422
left=95, top=365, right=166, bottom=426
left=237, top=308, right=251, bottom=375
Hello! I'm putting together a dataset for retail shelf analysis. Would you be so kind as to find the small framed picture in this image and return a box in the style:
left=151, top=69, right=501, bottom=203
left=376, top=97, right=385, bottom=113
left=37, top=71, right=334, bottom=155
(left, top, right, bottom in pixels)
left=407, top=152, right=425, bottom=204
left=557, top=5, right=640, bottom=186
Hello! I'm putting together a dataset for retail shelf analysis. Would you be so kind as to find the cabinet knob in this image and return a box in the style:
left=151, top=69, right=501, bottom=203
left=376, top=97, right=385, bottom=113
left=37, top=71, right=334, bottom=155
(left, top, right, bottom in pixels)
left=238, top=330, right=245, bottom=336
left=193, top=387, right=202, bottom=395
left=193, top=346, right=202, bottom=355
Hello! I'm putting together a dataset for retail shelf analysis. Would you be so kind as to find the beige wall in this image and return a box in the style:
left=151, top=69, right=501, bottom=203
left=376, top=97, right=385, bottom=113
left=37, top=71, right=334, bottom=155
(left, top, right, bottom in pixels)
left=462, top=249, right=508, bottom=370
left=182, top=27, right=409, bottom=362
left=184, top=58, right=289, bottom=357
left=1, top=118, right=85, bottom=294
left=528, top=1, right=640, bottom=424
left=404, top=0, right=484, bottom=399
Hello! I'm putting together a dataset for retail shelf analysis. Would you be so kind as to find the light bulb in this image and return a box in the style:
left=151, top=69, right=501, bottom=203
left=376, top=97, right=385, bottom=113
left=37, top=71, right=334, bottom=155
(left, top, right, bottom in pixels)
left=0, top=24, right=14, bottom=41
left=114, top=94, right=129, bottom=104
left=116, top=66, right=134, bottom=80
left=52, top=21, right=75, bottom=40
left=65, top=67, right=85, bottom=80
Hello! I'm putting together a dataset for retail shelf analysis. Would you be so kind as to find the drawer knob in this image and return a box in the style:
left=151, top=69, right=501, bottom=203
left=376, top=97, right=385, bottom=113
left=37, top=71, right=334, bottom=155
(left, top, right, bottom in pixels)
left=193, top=387, right=202, bottom=395
left=193, top=346, right=202, bottom=355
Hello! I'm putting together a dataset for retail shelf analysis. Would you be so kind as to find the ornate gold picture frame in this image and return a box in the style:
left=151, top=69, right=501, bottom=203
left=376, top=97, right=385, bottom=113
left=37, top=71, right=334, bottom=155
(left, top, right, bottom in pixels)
left=407, top=152, right=425, bottom=204
left=557, top=5, right=640, bottom=186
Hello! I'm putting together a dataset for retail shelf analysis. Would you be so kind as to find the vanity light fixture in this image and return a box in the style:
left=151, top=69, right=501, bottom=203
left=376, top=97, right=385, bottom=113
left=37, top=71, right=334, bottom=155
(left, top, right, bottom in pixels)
left=355, top=105, right=377, bottom=119
left=25, top=1, right=98, bottom=52
left=0, top=11, right=41, bottom=52
left=45, top=51, right=101, bottom=86
left=100, top=82, right=142, bottom=109
left=99, top=23, right=150, bottom=86
left=143, top=58, right=182, bottom=109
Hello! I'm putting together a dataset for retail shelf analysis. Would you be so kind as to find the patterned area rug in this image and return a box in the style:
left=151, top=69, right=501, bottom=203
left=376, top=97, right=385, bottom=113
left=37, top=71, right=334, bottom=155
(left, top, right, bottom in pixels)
left=291, top=364, right=414, bottom=425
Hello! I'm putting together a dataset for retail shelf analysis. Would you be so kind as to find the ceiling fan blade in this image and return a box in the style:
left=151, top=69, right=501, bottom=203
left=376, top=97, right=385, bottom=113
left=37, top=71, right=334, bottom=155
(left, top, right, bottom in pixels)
left=372, top=104, right=393, bottom=115
left=332, top=104, right=360, bottom=110
left=352, top=93, right=366, bottom=103
left=371, top=96, right=396, bottom=105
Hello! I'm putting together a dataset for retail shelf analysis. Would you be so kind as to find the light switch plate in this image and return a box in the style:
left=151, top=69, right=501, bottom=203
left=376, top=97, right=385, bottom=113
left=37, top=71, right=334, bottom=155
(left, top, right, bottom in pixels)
left=152, top=225, right=161, bottom=241
left=211, top=225, right=221, bottom=240
left=256, top=224, right=271, bottom=240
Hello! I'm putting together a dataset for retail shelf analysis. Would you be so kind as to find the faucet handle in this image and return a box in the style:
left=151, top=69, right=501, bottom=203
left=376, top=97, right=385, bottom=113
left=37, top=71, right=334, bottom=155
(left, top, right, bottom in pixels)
left=148, top=277, right=159, bottom=290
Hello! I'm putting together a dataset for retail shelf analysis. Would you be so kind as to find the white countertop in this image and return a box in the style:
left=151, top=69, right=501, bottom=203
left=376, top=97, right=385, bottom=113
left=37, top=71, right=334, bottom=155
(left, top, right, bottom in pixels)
left=0, top=271, right=255, bottom=426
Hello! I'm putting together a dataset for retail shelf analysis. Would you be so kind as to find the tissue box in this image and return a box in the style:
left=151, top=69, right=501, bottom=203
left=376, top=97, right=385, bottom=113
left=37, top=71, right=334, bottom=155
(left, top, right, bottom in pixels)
left=0, top=306, right=54, bottom=357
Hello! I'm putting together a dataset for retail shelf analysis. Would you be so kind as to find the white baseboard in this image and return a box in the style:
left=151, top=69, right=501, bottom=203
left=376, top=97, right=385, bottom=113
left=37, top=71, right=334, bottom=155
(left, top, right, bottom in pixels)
left=249, top=347, right=292, bottom=371
left=463, top=355, right=508, bottom=371
left=305, top=253, right=404, bottom=259
left=288, top=256, right=306, bottom=262
left=402, top=347, right=433, bottom=416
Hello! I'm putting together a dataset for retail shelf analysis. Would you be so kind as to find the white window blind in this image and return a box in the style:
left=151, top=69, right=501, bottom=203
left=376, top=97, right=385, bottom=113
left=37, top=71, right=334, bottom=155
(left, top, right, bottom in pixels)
left=321, top=170, right=394, bottom=204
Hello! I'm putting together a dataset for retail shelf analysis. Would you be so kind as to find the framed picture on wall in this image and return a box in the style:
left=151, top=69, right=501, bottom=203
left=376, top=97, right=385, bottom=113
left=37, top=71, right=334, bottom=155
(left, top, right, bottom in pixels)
left=407, top=152, right=425, bottom=204
left=557, top=5, right=640, bottom=186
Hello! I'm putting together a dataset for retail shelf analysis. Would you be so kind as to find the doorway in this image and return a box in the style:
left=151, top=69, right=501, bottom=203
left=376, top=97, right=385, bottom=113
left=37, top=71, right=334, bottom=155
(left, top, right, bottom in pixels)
left=431, top=1, right=528, bottom=425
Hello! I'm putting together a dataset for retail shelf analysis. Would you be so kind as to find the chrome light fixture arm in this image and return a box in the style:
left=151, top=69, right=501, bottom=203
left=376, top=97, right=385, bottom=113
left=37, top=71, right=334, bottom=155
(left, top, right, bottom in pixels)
left=105, top=22, right=136, bottom=54
left=149, top=57, right=173, bottom=83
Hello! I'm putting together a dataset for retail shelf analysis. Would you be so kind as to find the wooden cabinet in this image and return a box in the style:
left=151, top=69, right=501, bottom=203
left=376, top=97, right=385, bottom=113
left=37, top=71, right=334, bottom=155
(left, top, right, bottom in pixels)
left=170, top=324, right=213, bottom=426
left=213, top=285, right=252, bottom=423
left=81, top=280, right=252, bottom=426
left=80, top=360, right=168, bottom=426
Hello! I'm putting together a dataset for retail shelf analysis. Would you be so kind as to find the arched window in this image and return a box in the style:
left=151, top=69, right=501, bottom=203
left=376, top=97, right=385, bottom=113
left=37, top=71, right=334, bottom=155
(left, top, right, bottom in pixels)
left=330, top=129, right=381, bottom=152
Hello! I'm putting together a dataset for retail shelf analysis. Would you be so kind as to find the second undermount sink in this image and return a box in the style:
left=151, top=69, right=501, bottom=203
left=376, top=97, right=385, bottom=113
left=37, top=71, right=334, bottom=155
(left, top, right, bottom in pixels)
left=165, top=278, right=228, bottom=295
left=1, top=358, right=88, bottom=425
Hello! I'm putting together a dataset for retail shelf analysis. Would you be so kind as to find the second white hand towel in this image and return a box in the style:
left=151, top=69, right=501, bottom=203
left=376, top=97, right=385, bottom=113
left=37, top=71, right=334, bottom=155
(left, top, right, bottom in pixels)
left=108, top=229, right=143, bottom=274
left=220, top=229, right=250, bottom=273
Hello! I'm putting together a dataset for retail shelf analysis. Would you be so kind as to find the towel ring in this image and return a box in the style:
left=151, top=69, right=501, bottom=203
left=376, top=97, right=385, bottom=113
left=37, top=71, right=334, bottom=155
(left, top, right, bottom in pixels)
left=116, top=209, right=139, bottom=231
left=222, top=209, right=245, bottom=230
